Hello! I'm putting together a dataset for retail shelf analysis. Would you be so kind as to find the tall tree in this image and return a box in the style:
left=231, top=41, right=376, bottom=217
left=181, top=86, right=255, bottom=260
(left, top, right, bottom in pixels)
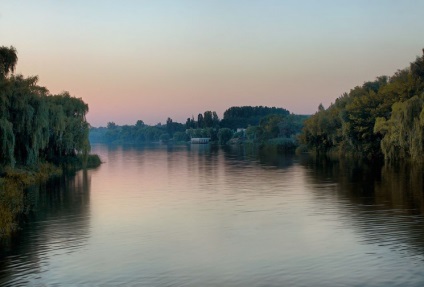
left=185, top=118, right=191, bottom=129
left=136, top=120, right=145, bottom=128
left=166, top=117, right=174, bottom=136
left=203, top=111, right=213, bottom=128
left=197, top=113, right=204, bottom=128
left=212, top=111, right=220, bottom=128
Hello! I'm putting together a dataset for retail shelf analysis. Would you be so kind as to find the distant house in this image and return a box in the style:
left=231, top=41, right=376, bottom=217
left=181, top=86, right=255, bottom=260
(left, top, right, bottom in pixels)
left=191, top=138, right=210, bottom=144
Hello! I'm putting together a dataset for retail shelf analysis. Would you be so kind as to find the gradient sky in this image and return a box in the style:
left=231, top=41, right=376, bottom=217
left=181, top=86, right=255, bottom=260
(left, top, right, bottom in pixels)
left=1, top=1, right=423, bottom=127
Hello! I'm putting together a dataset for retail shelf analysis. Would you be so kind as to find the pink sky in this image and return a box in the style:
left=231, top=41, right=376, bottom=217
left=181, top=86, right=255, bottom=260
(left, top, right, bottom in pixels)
left=1, top=1, right=423, bottom=127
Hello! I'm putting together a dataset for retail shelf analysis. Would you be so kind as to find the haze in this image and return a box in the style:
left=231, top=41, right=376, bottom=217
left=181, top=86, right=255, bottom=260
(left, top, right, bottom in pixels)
left=1, top=0, right=423, bottom=127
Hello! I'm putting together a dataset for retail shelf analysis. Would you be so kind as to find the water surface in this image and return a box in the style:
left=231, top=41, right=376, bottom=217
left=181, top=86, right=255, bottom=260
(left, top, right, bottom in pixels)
left=1, top=144, right=424, bottom=286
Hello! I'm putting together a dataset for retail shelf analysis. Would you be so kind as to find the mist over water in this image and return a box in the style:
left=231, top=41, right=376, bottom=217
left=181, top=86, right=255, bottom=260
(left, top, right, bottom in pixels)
left=1, top=144, right=424, bottom=286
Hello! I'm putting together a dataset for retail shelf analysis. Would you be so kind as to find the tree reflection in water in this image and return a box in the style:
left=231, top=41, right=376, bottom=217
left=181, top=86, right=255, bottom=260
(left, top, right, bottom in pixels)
left=0, top=170, right=91, bottom=286
left=301, top=156, right=424, bottom=259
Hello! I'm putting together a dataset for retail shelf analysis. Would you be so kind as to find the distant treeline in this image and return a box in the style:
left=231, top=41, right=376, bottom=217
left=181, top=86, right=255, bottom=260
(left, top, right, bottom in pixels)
left=0, top=46, right=94, bottom=168
left=90, top=106, right=308, bottom=150
left=299, top=49, right=424, bottom=163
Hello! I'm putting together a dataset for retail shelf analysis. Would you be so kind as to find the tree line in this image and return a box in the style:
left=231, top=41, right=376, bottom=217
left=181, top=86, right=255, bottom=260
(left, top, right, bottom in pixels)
left=299, top=49, right=424, bottom=163
left=90, top=106, right=307, bottom=149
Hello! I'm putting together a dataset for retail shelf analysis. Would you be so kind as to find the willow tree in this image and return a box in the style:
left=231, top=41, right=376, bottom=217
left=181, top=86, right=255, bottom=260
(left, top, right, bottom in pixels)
left=45, top=92, right=90, bottom=162
left=7, top=75, right=50, bottom=166
left=0, top=46, right=18, bottom=78
left=374, top=95, right=424, bottom=162
left=0, top=46, right=18, bottom=166
left=0, top=117, right=15, bottom=166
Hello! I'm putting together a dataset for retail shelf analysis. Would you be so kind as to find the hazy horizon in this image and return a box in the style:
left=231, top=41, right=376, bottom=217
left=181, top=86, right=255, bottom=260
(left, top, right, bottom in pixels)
left=1, top=0, right=424, bottom=127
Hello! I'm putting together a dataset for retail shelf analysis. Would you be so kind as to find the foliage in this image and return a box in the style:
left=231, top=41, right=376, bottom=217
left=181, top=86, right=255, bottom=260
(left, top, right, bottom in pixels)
left=0, top=46, right=18, bottom=78
left=90, top=117, right=187, bottom=144
left=159, top=133, right=170, bottom=143
left=85, top=154, right=102, bottom=168
left=0, top=47, right=91, bottom=168
left=375, top=95, right=424, bottom=162
left=57, top=154, right=101, bottom=171
left=89, top=106, right=303, bottom=148
left=300, top=49, right=424, bottom=162
left=246, top=125, right=263, bottom=141
left=244, top=114, right=307, bottom=143
left=173, top=131, right=189, bottom=142
left=166, top=117, right=184, bottom=137
left=218, top=128, right=234, bottom=145
left=221, top=106, right=290, bottom=129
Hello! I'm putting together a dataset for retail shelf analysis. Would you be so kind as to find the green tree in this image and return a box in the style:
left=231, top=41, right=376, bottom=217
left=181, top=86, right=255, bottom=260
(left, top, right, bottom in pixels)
left=246, top=125, right=262, bottom=141
left=159, top=133, right=170, bottom=143
left=212, top=111, right=220, bottom=128
left=45, top=91, right=90, bottom=161
left=185, top=118, right=192, bottom=129
left=173, top=131, right=189, bottom=142
left=166, top=117, right=174, bottom=136
left=221, top=106, right=290, bottom=129
left=136, top=120, right=145, bottom=128
left=218, top=128, right=233, bottom=145
left=259, top=114, right=285, bottom=140
left=0, top=118, right=14, bottom=166
left=203, top=111, right=213, bottom=128
left=7, top=75, right=50, bottom=166
left=375, top=95, right=424, bottom=162
left=197, top=113, right=204, bottom=128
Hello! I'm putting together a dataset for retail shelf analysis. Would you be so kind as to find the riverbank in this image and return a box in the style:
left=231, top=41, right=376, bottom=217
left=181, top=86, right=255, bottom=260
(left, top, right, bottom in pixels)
left=0, top=154, right=101, bottom=238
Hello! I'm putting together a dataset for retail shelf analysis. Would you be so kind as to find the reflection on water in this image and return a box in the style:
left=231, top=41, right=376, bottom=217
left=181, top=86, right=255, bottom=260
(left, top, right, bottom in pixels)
left=301, top=158, right=424, bottom=266
left=0, top=171, right=91, bottom=286
left=1, top=144, right=424, bottom=286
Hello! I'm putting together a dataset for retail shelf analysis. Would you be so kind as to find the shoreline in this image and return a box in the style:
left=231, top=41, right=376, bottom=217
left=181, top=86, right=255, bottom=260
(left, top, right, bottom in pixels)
left=0, top=154, right=101, bottom=238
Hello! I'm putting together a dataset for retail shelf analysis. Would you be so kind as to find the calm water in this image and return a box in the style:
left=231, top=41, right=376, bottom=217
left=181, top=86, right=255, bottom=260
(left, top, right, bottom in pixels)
left=1, top=144, right=424, bottom=286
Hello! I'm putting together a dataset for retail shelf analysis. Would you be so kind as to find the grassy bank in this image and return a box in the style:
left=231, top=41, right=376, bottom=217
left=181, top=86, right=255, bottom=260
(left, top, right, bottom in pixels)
left=0, top=155, right=101, bottom=238
left=0, top=163, right=61, bottom=237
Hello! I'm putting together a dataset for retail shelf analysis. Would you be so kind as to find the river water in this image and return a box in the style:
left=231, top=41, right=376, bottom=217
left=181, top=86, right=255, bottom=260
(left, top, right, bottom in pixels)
left=1, top=144, right=424, bottom=286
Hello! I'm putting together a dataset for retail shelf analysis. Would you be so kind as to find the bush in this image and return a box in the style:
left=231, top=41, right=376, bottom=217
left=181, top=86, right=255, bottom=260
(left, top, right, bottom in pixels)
left=173, top=131, right=189, bottom=142
left=85, top=154, right=102, bottom=168
left=295, top=144, right=309, bottom=154
left=159, top=133, right=170, bottom=143
left=218, top=128, right=234, bottom=145
left=266, top=137, right=298, bottom=153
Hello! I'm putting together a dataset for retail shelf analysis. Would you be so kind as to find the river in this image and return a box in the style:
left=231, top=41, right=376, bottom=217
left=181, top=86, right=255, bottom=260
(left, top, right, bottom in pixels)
left=1, top=144, right=424, bottom=286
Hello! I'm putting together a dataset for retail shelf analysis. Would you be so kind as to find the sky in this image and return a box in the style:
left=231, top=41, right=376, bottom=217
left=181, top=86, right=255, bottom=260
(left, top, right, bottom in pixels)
left=1, top=0, right=424, bottom=127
